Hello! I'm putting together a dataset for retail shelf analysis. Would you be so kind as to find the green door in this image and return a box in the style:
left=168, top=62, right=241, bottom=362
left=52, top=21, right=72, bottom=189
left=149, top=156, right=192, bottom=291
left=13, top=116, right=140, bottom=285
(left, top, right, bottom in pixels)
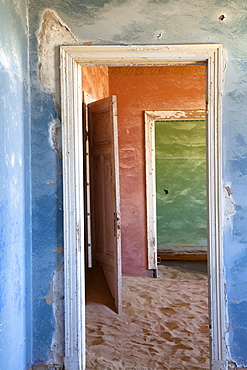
left=155, top=120, right=207, bottom=251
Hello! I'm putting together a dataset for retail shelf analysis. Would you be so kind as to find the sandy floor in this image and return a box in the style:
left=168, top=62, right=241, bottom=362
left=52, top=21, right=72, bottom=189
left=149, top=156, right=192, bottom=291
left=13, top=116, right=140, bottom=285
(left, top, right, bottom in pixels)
left=86, top=265, right=210, bottom=369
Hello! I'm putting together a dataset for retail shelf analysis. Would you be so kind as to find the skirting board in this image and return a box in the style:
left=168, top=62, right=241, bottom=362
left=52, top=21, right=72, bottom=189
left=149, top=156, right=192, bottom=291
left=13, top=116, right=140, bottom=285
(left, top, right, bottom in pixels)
left=158, top=252, right=207, bottom=261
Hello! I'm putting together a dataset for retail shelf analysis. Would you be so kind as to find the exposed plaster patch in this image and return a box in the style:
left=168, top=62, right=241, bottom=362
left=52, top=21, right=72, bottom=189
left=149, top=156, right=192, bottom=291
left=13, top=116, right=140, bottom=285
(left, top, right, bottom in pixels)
left=228, top=362, right=247, bottom=370
left=50, top=266, right=64, bottom=366
left=43, top=266, right=64, bottom=367
left=49, top=118, right=62, bottom=157
left=228, top=362, right=237, bottom=370
left=223, top=185, right=236, bottom=220
left=38, top=10, right=78, bottom=113
left=56, top=247, right=64, bottom=254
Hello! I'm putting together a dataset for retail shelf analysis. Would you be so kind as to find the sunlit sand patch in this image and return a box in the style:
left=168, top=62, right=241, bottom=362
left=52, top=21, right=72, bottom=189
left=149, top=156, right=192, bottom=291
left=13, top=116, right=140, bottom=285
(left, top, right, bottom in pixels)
left=86, top=265, right=209, bottom=369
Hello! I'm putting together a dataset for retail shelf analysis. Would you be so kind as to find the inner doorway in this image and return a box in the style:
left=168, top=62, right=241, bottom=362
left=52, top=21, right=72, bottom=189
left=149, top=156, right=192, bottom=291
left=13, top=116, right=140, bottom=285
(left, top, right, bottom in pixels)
left=145, top=109, right=207, bottom=270
left=83, top=65, right=207, bottom=274
left=60, top=44, right=224, bottom=370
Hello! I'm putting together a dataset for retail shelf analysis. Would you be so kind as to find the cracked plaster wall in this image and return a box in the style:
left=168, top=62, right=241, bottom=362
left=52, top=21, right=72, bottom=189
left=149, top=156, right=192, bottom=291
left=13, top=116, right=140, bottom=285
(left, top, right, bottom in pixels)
left=27, top=0, right=247, bottom=368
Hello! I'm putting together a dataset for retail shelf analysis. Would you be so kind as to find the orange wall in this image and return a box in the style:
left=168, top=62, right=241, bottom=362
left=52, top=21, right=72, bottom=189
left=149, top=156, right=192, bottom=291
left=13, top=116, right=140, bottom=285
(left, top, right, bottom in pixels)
left=108, top=66, right=206, bottom=275
left=82, top=65, right=206, bottom=276
left=82, top=66, right=109, bottom=100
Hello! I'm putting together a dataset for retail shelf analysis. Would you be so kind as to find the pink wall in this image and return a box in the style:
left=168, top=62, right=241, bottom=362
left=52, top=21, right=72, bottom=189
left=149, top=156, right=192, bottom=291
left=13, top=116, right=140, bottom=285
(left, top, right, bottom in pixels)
left=82, top=65, right=206, bottom=276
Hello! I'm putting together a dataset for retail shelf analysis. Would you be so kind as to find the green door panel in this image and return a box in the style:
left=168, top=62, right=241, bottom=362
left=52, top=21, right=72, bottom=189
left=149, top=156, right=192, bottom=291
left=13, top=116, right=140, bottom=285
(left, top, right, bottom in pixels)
left=155, top=120, right=207, bottom=249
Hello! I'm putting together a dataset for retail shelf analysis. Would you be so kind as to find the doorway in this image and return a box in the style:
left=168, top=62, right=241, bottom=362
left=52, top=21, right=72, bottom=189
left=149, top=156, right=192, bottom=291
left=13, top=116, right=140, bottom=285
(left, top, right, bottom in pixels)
left=60, top=44, right=225, bottom=370
left=81, top=68, right=209, bottom=367
left=145, top=109, right=208, bottom=270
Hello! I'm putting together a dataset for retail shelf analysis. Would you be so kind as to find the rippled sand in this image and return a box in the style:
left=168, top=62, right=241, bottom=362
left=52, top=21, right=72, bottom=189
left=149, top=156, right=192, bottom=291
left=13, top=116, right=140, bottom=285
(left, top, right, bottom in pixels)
left=86, top=265, right=209, bottom=369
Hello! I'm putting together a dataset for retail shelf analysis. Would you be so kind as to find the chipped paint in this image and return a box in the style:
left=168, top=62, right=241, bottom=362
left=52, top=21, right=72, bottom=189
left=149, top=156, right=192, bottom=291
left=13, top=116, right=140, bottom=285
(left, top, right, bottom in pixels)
left=56, top=247, right=64, bottom=254
left=49, top=266, right=64, bottom=367
left=43, top=267, right=64, bottom=367
left=49, top=118, right=62, bottom=157
left=225, top=186, right=233, bottom=196
left=38, top=10, right=77, bottom=111
left=223, top=185, right=236, bottom=220
left=228, top=360, right=247, bottom=369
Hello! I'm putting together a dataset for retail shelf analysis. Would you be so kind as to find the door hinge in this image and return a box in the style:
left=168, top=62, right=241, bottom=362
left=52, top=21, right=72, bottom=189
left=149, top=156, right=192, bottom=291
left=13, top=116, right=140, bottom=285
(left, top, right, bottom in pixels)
left=114, top=212, right=121, bottom=237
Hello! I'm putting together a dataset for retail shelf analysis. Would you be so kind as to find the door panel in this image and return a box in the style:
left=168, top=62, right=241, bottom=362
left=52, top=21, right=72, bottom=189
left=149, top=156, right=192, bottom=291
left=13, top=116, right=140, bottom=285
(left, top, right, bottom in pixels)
left=88, top=95, right=122, bottom=314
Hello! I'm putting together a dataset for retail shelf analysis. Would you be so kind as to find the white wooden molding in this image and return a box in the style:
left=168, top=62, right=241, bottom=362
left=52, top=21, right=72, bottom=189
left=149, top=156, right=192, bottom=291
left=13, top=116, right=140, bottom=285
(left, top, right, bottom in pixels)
left=60, top=49, right=85, bottom=370
left=60, top=44, right=225, bottom=369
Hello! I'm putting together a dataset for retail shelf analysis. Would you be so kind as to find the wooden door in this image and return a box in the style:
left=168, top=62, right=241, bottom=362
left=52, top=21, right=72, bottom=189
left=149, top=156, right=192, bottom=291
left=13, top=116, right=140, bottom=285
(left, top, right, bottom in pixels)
left=88, top=95, right=122, bottom=314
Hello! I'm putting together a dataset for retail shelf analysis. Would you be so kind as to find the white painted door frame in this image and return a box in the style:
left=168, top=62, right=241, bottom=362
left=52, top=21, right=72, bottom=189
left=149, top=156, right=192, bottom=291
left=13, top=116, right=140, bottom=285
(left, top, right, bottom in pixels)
left=60, top=44, right=226, bottom=370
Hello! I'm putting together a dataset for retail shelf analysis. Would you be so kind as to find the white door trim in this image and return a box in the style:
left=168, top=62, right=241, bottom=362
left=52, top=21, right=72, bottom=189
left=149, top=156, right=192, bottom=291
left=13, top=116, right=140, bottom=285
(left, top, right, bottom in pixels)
left=60, top=44, right=225, bottom=369
left=60, top=53, right=85, bottom=370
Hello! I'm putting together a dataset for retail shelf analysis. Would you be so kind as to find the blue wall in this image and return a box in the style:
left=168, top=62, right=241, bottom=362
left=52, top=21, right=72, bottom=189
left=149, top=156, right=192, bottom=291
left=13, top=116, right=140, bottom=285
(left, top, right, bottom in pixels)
left=28, top=3, right=64, bottom=365
left=0, top=0, right=31, bottom=369
left=24, top=0, right=247, bottom=367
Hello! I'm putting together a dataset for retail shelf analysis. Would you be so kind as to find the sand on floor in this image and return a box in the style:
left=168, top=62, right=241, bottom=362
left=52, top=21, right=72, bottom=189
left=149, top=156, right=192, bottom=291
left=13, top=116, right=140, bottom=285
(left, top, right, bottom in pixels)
left=86, top=265, right=210, bottom=370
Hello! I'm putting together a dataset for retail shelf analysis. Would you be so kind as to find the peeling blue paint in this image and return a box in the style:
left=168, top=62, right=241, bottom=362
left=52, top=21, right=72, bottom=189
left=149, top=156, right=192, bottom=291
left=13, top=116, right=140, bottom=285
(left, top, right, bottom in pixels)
left=30, top=88, right=63, bottom=362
